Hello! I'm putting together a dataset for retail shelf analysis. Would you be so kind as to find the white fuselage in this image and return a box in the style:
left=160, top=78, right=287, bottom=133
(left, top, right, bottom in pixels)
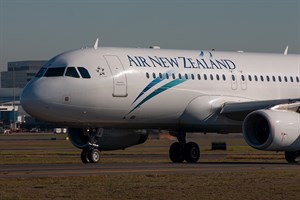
left=21, top=47, right=300, bottom=132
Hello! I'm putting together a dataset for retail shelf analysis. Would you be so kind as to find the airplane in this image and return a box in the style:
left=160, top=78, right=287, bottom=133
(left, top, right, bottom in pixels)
left=20, top=40, right=300, bottom=164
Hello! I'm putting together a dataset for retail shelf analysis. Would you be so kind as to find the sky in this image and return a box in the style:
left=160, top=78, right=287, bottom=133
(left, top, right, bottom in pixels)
left=0, top=0, right=299, bottom=71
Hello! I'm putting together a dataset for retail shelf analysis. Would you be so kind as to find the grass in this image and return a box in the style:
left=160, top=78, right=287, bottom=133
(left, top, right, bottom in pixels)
left=0, top=134, right=78, bottom=164
left=1, top=171, right=300, bottom=200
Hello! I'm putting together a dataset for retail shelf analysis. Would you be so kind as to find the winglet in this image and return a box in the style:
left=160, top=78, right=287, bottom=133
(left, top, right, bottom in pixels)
left=94, top=38, right=99, bottom=50
left=284, top=46, right=288, bottom=55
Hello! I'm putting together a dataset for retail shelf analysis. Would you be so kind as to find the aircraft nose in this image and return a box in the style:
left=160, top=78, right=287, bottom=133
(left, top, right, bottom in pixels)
left=21, top=80, right=47, bottom=120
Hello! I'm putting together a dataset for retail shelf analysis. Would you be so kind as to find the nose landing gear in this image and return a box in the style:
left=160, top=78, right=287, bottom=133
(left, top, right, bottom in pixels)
left=81, top=148, right=101, bottom=163
left=81, top=129, right=102, bottom=164
left=169, top=131, right=200, bottom=163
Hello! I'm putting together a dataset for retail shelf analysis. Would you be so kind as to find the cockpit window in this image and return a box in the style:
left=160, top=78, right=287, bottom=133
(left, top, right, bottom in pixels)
left=77, top=67, right=91, bottom=79
left=44, top=67, right=66, bottom=77
left=65, top=67, right=80, bottom=78
left=35, top=67, right=47, bottom=77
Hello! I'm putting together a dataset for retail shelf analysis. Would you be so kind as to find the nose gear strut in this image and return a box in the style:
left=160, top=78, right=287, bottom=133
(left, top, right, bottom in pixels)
left=81, top=129, right=102, bottom=164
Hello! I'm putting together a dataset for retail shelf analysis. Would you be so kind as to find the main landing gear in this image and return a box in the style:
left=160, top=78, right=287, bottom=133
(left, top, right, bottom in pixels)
left=169, top=131, right=200, bottom=163
left=285, top=151, right=300, bottom=164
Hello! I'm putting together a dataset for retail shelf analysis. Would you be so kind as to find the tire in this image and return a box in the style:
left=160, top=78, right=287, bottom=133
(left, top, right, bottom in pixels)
left=81, top=149, right=90, bottom=163
left=184, top=142, right=200, bottom=163
left=88, top=149, right=101, bottom=163
left=285, top=151, right=300, bottom=163
left=169, top=142, right=184, bottom=163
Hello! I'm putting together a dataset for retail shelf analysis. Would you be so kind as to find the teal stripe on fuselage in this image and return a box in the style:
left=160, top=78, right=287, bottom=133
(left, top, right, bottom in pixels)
left=128, top=78, right=187, bottom=114
left=131, top=70, right=175, bottom=105
left=131, top=77, right=163, bottom=105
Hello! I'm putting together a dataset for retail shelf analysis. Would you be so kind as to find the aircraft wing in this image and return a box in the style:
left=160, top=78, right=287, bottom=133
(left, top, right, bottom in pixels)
left=220, top=98, right=300, bottom=121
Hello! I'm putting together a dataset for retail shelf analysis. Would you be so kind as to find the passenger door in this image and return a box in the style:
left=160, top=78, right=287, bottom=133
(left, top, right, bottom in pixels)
left=104, top=55, right=128, bottom=97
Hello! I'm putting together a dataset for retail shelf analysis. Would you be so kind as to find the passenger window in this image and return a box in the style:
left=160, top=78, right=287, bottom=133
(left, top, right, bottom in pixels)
left=260, top=75, right=264, bottom=82
left=146, top=72, right=150, bottom=79
left=290, top=76, right=294, bottom=82
left=296, top=77, right=299, bottom=82
left=166, top=73, right=169, bottom=79
left=248, top=75, right=252, bottom=82
left=272, top=76, right=276, bottom=82
left=231, top=75, right=235, bottom=81
left=78, top=67, right=91, bottom=79
left=222, top=74, right=226, bottom=81
left=197, top=74, right=201, bottom=80
left=204, top=74, right=207, bottom=80
left=65, top=67, right=80, bottom=78
left=172, top=73, right=176, bottom=79
left=278, top=76, right=282, bottom=82
left=254, top=75, right=258, bottom=81
left=284, top=76, right=288, bottom=82
left=241, top=75, right=245, bottom=81
left=153, top=73, right=156, bottom=79
left=44, top=67, right=66, bottom=77
left=185, top=74, right=189, bottom=79
left=179, top=73, right=182, bottom=79
left=216, top=74, right=220, bottom=80
left=159, top=73, right=163, bottom=80
left=191, top=74, right=195, bottom=80
left=266, top=76, right=270, bottom=82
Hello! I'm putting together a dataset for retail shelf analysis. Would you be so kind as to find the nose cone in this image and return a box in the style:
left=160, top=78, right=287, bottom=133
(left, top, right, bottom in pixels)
left=21, top=78, right=74, bottom=124
left=21, top=80, right=43, bottom=119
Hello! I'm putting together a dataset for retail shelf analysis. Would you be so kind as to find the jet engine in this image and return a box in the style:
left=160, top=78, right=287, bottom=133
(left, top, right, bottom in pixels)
left=68, top=128, right=148, bottom=151
left=242, top=109, right=300, bottom=151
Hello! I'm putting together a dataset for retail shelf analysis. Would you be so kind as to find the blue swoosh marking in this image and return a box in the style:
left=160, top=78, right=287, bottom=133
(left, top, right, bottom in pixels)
left=128, top=78, right=187, bottom=114
left=131, top=76, right=162, bottom=105
left=131, top=70, right=175, bottom=105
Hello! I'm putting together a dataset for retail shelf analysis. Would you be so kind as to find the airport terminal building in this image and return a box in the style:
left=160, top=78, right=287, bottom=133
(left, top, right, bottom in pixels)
left=0, top=60, right=46, bottom=130
left=1, top=61, right=46, bottom=88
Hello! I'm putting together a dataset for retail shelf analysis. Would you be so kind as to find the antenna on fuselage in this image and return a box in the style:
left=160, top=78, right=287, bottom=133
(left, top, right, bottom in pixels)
left=284, top=46, right=288, bottom=55
left=94, top=38, right=99, bottom=50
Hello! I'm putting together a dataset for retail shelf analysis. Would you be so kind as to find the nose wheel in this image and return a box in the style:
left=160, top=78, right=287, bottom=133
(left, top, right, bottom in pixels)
left=80, top=128, right=102, bottom=164
left=169, top=131, right=200, bottom=163
left=81, top=148, right=101, bottom=164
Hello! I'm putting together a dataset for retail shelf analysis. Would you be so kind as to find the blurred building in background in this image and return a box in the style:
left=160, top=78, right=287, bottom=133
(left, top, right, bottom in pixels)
left=0, top=60, right=48, bottom=130
left=1, top=61, right=46, bottom=88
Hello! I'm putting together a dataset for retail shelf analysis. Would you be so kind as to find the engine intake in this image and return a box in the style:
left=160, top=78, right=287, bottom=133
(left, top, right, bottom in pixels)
left=243, top=109, right=300, bottom=151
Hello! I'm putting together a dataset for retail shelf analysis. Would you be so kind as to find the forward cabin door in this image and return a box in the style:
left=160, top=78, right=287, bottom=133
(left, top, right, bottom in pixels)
left=104, top=55, right=128, bottom=97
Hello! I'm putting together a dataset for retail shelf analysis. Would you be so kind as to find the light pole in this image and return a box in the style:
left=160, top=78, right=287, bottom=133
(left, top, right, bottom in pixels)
left=12, top=63, right=16, bottom=130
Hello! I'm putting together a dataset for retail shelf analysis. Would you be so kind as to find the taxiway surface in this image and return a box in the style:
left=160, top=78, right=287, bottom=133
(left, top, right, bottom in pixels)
left=1, top=162, right=299, bottom=178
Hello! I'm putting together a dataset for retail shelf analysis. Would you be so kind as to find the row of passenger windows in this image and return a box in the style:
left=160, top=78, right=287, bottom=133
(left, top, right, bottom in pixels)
left=36, top=67, right=91, bottom=79
left=145, top=72, right=300, bottom=83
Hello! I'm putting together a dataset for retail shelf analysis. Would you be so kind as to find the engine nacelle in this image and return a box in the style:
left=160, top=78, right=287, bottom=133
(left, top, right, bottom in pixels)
left=243, top=109, right=300, bottom=151
left=68, top=128, right=148, bottom=151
